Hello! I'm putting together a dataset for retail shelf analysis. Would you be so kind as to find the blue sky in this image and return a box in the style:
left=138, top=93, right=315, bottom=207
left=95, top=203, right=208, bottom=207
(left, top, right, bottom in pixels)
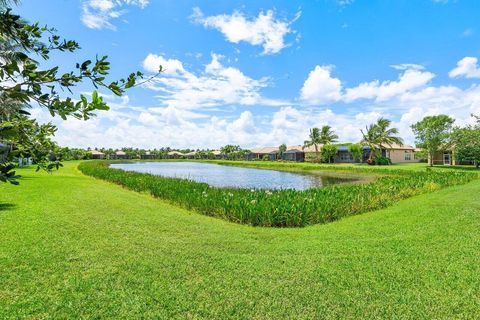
left=18, top=0, right=480, bottom=148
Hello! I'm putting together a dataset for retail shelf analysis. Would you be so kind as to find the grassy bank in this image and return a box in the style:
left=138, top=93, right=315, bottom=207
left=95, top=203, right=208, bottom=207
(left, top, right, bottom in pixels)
left=78, top=160, right=475, bottom=227
left=0, top=162, right=479, bottom=318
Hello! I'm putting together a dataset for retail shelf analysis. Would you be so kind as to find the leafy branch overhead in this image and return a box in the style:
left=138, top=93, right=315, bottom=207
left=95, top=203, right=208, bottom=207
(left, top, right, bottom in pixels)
left=0, top=3, right=162, bottom=185
left=1, top=8, right=162, bottom=120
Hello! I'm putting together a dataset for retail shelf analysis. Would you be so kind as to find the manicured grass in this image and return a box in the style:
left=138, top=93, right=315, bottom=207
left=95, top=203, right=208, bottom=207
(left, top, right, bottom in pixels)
left=79, top=160, right=475, bottom=227
left=1, top=161, right=480, bottom=318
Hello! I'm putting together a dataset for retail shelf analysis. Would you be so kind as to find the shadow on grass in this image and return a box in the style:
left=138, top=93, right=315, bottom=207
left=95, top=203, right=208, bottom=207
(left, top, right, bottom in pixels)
left=0, top=203, right=16, bottom=212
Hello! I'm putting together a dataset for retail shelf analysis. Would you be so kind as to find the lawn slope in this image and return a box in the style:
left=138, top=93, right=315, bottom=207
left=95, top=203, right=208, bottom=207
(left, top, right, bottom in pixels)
left=0, top=162, right=479, bottom=319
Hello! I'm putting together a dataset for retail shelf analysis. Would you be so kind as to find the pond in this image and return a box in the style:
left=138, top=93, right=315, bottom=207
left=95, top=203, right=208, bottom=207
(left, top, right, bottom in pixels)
left=110, top=162, right=362, bottom=190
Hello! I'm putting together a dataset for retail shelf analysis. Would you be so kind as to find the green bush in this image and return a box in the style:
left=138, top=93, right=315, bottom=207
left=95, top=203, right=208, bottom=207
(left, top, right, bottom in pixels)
left=79, top=161, right=475, bottom=227
left=374, top=155, right=392, bottom=165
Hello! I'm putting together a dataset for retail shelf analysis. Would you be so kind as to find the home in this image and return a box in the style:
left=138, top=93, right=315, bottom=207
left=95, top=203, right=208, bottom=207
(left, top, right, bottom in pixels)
left=184, top=151, right=198, bottom=159
left=282, top=147, right=305, bottom=162
left=114, top=150, right=127, bottom=159
left=379, top=143, right=417, bottom=163
left=141, top=151, right=155, bottom=160
left=249, top=147, right=279, bottom=160
left=428, top=146, right=476, bottom=166
left=90, top=150, right=105, bottom=160
left=211, top=150, right=223, bottom=159
left=167, top=151, right=184, bottom=159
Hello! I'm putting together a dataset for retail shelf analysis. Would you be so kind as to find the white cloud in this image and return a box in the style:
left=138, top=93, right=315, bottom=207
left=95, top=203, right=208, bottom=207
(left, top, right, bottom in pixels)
left=300, top=64, right=434, bottom=105
left=81, top=0, right=149, bottom=30
left=300, top=65, right=342, bottom=104
left=344, top=67, right=434, bottom=102
left=142, top=53, right=285, bottom=110
left=142, top=54, right=185, bottom=75
left=191, top=7, right=300, bottom=55
left=31, top=58, right=480, bottom=150
left=449, top=57, right=480, bottom=78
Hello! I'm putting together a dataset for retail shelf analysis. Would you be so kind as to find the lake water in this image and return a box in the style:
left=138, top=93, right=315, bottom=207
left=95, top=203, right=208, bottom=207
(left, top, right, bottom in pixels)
left=110, top=162, right=360, bottom=190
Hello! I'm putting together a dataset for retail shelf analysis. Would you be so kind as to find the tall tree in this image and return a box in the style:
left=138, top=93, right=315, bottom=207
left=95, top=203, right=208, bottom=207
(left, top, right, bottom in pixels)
left=303, top=128, right=322, bottom=161
left=0, top=2, right=161, bottom=184
left=411, top=115, right=454, bottom=167
left=451, top=115, right=480, bottom=168
left=361, top=118, right=403, bottom=164
left=319, top=125, right=339, bottom=145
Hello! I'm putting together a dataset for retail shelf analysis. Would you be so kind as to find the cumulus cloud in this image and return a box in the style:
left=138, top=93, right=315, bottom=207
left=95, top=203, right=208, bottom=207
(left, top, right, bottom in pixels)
left=300, top=64, right=434, bottom=104
left=191, top=7, right=300, bottom=55
left=344, top=67, right=434, bottom=102
left=81, top=0, right=149, bottom=30
left=300, top=65, right=342, bottom=104
left=142, top=53, right=286, bottom=110
left=142, top=54, right=185, bottom=75
left=32, top=58, right=480, bottom=150
left=449, top=56, right=480, bottom=78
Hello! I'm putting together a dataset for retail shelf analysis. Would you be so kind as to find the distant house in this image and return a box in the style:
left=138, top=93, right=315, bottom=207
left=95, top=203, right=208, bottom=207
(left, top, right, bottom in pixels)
left=167, top=151, right=184, bottom=159
left=211, top=150, right=223, bottom=159
left=141, top=151, right=155, bottom=160
left=249, top=147, right=279, bottom=160
left=379, top=143, right=417, bottom=163
left=184, top=151, right=197, bottom=159
left=114, top=150, right=127, bottom=159
left=334, top=146, right=361, bottom=163
left=334, top=144, right=418, bottom=164
left=428, top=146, right=476, bottom=166
left=282, top=147, right=305, bottom=162
left=90, top=150, right=105, bottom=160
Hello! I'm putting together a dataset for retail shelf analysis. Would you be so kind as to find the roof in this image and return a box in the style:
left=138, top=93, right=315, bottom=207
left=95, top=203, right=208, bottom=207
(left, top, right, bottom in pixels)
left=212, top=150, right=222, bottom=155
left=167, top=151, right=184, bottom=156
left=90, top=150, right=104, bottom=155
left=299, top=145, right=322, bottom=153
left=284, top=149, right=303, bottom=153
left=250, top=147, right=279, bottom=154
left=184, top=151, right=197, bottom=156
left=115, top=150, right=126, bottom=155
left=378, top=143, right=415, bottom=150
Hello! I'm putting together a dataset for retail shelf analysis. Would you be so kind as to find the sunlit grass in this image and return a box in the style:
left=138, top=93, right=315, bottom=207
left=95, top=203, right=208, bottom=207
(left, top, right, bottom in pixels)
left=1, top=162, right=480, bottom=318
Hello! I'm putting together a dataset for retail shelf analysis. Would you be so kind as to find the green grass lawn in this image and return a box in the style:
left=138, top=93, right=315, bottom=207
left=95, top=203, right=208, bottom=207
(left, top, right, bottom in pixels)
left=1, top=161, right=479, bottom=319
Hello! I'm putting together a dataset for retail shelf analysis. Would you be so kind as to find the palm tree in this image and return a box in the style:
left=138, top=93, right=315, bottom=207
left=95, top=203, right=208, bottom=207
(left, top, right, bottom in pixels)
left=360, top=118, right=403, bottom=164
left=304, top=128, right=322, bottom=161
left=319, top=125, right=339, bottom=145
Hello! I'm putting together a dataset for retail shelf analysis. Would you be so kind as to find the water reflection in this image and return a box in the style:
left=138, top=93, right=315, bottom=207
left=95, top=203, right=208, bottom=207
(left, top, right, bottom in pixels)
left=110, top=162, right=360, bottom=191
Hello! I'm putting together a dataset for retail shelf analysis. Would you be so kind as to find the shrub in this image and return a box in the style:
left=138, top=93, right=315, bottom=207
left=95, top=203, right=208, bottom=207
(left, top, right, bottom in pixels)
left=374, top=155, right=392, bottom=166
left=79, top=161, right=476, bottom=227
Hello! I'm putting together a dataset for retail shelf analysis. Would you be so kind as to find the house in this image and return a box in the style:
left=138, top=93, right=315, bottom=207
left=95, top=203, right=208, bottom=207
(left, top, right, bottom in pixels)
left=167, top=151, right=184, bottom=159
left=428, top=146, right=476, bottom=166
left=334, top=144, right=417, bottom=164
left=90, top=150, right=105, bottom=159
left=249, top=147, right=279, bottom=160
left=184, top=151, right=198, bottom=159
left=282, top=148, right=305, bottom=162
left=211, top=150, right=223, bottom=159
left=334, top=146, right=361, bottom=163
left=379, top=143, right=417, bottom=163
left=114, top=150, right=127, bottom=159
left=141, top=151, right=155, bottom=160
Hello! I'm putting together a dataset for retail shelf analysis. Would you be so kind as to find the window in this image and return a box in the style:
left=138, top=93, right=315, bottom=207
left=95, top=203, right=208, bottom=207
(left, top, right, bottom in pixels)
left=405, top=151, right=412, bottom=161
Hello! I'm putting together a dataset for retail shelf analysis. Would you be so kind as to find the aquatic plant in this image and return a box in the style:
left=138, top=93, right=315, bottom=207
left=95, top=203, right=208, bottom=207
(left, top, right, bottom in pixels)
left=79, top=161, right=475, bottom=227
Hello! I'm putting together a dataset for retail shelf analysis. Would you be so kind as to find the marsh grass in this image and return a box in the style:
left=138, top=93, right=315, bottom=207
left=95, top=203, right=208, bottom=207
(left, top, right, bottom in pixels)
left=79, top=161, right=476, bottom=227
